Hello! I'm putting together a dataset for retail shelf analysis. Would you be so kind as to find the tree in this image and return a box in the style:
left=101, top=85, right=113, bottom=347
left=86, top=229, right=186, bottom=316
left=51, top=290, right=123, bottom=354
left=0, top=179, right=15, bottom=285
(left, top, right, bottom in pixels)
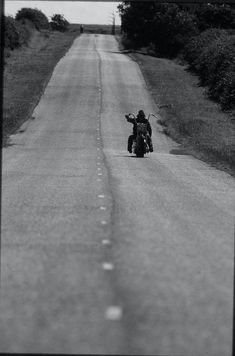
left=118, top=2, right=198, bottom=56
left=50, top=14, right=69, bottom=32
left=15, top=8, right=49, bottom=30
left=118, top=2, right=157, bottom=47
left=195, top=4, right=235, bottom=31
left=152, top=4, right=198, bottom=57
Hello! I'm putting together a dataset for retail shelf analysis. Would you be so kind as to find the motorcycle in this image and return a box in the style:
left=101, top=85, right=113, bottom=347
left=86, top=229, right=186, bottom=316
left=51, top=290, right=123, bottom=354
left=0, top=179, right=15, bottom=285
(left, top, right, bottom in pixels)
left=127, top=113, right=157, bottom=158
left=132, top=122, right=150, bottom=158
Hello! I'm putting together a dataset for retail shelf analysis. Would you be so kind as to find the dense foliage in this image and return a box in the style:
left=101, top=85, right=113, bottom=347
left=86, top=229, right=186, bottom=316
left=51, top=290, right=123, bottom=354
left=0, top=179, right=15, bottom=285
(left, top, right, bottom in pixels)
left=151, top=4, right=198, bottom=57
left=4, top=16, right=31, bottom=50
left=118, top=2, right=235, bottom=111
left=50, top=14, right=69, bottom=32
left=185, top=29, right=235, bottom=110
left=195, top=4, right=235, bottom=31
left=4, top=8, right=71, bottom=52
left=15, top=8, right=49, bottom=30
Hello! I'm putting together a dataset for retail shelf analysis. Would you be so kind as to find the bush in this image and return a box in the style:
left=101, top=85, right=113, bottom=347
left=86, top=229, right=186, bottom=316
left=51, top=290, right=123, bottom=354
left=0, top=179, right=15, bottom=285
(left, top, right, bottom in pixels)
left=193, top=33, right=232, bottom=85
left=184, top=28, right=227, bottom=68
left=218, top=64, right=235, bottom=110
left=15, top=8, right=49, bottom=30
left=195, top=4, right=235, bottom=31
left=50, top=14, right=69, bottom=32
left=184, top=29, right=235, bottom=111
left=4, top=16, right=31, bottom=50
left=4, top=16, right=19, bottom=49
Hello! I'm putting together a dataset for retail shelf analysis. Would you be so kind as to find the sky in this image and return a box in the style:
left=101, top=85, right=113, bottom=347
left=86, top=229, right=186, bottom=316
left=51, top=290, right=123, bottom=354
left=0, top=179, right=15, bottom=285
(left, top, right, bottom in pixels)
left=5, top=1, right=122, bottom=25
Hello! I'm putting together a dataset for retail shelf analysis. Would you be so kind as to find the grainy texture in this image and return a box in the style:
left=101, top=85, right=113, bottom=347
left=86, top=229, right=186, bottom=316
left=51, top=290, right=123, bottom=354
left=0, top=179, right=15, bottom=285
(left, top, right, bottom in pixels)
left=1, top=34, right=234, bottom=355
left=127, top=51, right=235, bottom=175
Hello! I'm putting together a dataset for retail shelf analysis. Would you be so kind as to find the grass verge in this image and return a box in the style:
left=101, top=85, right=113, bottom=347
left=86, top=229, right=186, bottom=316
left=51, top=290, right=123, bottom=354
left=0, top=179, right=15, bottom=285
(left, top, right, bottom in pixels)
left=3, top=28, right=80, bottom=145
left=125, top=48, right=235, bottom=176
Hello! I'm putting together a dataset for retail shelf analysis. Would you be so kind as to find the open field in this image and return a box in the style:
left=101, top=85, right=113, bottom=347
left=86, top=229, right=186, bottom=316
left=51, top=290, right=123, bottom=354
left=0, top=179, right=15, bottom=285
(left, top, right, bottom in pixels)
left=125, top=49, right=235, bottom=176
left=70, top=23, right=121, bottom=35
left=3, top=27, right=80, bottom=145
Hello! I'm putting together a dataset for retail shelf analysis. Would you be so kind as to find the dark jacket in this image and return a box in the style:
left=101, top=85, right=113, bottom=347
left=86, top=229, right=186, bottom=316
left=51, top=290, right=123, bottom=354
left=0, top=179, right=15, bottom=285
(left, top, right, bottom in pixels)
left=126, top=115, right=152, bottom=137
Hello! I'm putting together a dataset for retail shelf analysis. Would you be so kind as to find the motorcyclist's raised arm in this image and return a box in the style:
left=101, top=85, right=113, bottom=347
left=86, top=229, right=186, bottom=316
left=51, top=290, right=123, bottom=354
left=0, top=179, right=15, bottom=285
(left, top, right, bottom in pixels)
left=125, top=114, right=136, bottom=124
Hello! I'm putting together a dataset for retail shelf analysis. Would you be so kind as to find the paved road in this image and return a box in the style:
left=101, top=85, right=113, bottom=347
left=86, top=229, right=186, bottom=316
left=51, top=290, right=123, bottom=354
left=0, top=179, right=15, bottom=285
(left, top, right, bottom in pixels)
left=1, top=34, right=235, bottom=355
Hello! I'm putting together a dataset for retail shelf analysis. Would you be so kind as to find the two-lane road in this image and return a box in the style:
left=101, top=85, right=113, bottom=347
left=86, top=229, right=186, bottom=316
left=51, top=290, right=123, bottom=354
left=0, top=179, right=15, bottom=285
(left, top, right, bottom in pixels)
left=1, top=34, right=234, bottom=355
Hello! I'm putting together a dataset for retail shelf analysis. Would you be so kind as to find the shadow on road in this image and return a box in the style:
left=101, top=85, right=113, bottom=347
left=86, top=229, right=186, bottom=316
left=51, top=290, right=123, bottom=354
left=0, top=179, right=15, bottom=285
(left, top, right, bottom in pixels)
left=114, top=154, right=150, bottom=159
left=170, top=148, right=191, bottom=155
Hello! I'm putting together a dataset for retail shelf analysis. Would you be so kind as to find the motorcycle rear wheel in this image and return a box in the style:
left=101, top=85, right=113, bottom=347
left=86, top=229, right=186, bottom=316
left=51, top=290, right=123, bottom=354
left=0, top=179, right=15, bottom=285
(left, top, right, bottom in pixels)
left=135, top=136, right=145, bottom=158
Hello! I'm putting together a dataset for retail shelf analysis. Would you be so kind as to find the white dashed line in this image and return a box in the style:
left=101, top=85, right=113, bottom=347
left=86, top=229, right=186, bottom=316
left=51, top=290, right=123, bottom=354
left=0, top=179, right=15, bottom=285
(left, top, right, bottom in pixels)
left=101, top=220, right=107, bottom=225
left=98, top=195, right=105, bottom=198
left=102, top=239, right=110, bottom=245
left=98, top=173, right=102, bottom=176
left=105, top=307, right=122, bottom=321
left=102, top=262, right=114, bottom=270
left=100, top=206, right=106, bottom=210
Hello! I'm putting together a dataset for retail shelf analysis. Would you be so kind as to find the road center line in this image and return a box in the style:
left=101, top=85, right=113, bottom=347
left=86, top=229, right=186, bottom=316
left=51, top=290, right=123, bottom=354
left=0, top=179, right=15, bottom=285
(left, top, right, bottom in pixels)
left=102, top=262, right=114, bottom=270
left=102, top=239, right=111, bottom=245
left=105, top=307, right=122, bottom=321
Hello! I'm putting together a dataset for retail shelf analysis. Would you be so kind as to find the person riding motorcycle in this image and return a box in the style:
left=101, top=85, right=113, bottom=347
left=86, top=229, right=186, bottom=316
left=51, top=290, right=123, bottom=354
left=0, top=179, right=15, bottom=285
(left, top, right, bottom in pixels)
left=125, top=110, right=153, bottom=153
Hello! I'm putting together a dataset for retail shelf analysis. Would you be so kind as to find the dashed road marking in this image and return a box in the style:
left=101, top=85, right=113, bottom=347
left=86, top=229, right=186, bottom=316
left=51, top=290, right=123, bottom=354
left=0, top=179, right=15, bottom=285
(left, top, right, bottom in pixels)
left=98, top=173, right=102, bottom=176
left=98, top=194, right=105, bottom=198
left=100, top=206, right=106, bottom=210
left=101, top=220, right=107, bottom=225
left=105, top=307, right=122, bottom=321
left=102, top=239, right=110, bottom=245
left=102, top=262, right=114, bottom=270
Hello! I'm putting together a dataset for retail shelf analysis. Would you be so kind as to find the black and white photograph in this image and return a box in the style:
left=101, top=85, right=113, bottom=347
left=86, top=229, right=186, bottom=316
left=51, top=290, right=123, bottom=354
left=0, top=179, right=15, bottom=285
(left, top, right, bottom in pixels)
left=1, top=0, right=235, bottom=354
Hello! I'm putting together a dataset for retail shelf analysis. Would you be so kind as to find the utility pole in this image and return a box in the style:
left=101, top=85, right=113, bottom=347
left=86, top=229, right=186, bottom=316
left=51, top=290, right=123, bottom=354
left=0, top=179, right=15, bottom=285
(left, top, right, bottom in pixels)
left=111, top=11, right=115, bottom=36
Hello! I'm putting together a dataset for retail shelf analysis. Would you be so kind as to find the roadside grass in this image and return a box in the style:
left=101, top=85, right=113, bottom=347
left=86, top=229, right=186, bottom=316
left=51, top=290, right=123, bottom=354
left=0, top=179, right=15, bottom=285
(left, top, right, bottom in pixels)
left=3, top=27, right=80, bottom=145
left=128, top=51, right=235, bottom=176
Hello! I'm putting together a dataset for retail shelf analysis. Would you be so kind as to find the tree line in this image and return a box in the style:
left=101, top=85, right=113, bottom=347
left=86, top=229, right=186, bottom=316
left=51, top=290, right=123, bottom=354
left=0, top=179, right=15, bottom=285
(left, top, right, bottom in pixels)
left=118, top=2, right=235, bottom=111
left=4, top=8, right=69, bottom=51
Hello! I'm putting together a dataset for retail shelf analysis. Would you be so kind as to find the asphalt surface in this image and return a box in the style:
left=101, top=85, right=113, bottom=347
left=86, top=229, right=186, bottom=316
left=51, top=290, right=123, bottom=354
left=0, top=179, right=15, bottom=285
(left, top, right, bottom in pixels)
left=1, top=34, right=235, bottom=355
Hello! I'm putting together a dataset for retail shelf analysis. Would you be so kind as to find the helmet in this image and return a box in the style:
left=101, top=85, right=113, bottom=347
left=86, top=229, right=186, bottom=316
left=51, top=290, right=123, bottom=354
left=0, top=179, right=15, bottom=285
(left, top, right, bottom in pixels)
left=137, top=110, right=145, bottom=121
